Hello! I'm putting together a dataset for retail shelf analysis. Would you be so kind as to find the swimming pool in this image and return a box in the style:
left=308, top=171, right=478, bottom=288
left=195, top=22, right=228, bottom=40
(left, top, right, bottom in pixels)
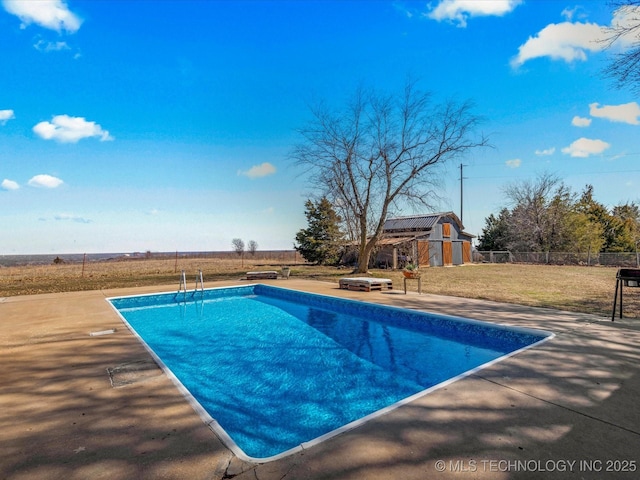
left=108, top=284, right=553, bottom=462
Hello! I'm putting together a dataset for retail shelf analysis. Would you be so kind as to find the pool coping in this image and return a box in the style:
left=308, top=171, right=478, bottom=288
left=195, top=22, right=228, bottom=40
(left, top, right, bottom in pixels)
left=2, top=278, right=639, bottom=480
left=106, top=283, right=555, bottom=463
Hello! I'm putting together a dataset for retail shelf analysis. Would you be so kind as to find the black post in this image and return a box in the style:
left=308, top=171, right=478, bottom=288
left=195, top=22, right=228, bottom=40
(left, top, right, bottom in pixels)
left=612, top=271, right=621, bottom=321
left=619, top=277, right=624, bottom=319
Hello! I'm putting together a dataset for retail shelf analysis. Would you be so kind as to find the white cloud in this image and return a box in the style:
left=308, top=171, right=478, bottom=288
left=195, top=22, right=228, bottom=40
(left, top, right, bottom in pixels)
left=561, top=7, right=578, bottom=22
left=54, top=213, right=92, bottom=224
left=28, top=174, right=64, bottom=188
left=1, top=179, right=19, bottom=190
left=426, top=0, right=521, bottom=27
left=34, top=39, right=70, bottom=52
left=512, top=6, right=640, bottom=69
left=33, top=115, right=113, bottom=143
left=561, top=137, right=610, bottom=157
left=572, top=116, right=592, bottom=127
left=2, top=0, right=82, bottom=33
left=511, top=21, right=606, bottom=68
left=535, top=147, right=556, bottom=156
left=589, top=102, right=640, bottom=125
left=0, top=109, right=15, bottom=125
left=238, top=162, right=277, bottom=179
left=561, top=6, right=590, bottom=22
left=505, top=158, right=521, bottom=168
left=393, top=3, right=414, bottom=19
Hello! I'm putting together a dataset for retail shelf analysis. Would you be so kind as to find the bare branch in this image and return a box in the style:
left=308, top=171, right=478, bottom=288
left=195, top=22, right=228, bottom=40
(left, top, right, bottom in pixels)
left=602, top=1, right=640, bottom=93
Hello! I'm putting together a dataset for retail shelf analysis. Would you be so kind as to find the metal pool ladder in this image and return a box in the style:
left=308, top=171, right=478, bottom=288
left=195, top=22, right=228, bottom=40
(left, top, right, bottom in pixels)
left=176, top=270, right=188, bottom=301
left=193, top=269, right=204, bottom=297
left=176, top=270, right=204, bottom=300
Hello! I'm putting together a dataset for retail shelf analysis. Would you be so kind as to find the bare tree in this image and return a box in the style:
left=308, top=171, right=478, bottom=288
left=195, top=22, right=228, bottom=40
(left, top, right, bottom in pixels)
left=232, top=238, right=245, bottom=257
left=602, top=1, right=640, bottom=93
left=248, top=240, right=258, bottom=256
left=292, top=81, right=488, bottom=273
left=503, top=173, right=576, bottom=252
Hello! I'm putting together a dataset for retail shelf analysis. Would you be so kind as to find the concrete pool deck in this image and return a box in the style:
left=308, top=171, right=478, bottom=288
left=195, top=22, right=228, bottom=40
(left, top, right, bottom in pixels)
left=1, top=279, right=639, bottom=480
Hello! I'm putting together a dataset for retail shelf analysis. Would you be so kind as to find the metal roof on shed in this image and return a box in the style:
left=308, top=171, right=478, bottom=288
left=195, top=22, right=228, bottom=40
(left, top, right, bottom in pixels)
left=383, top=214, right=441, bottom=232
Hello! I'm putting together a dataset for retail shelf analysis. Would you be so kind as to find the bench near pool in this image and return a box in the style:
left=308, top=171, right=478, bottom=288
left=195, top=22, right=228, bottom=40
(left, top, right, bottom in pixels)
left=339, top=277, right=393, bottom=292
left=246, top=271, right=279, bottom=280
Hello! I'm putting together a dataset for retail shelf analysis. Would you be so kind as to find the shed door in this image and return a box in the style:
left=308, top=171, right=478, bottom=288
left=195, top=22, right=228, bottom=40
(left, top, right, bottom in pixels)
left=462, top=242, right=472, bottom=263
left=452, top=242, right=463, bottom=265
left=430, top=241, right=443, bottom=266
left=418, top=241, right=430, bottom=267
left=443, top=241, right=453, bottom=266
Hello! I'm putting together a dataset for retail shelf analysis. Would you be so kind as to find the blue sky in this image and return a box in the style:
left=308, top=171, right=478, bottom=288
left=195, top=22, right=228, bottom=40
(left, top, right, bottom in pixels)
left=1, top=0, right=639, bottom=254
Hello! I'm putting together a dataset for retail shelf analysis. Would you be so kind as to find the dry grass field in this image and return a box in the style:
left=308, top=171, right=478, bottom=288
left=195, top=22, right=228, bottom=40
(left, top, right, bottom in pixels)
left=1, top=257, right=638, bottom=319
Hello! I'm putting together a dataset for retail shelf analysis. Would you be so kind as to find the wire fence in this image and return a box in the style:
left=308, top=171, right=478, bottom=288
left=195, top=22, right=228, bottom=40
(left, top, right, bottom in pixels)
left=0, top=250, right=301, bottom=268
left=0, top=250, right=305, bottom=297
left=475, top=250, right=640, bottom=267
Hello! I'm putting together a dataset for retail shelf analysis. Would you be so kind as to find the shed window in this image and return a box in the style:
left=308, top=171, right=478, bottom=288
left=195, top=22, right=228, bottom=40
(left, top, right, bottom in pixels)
left=442, top=223, right=451, bottom=237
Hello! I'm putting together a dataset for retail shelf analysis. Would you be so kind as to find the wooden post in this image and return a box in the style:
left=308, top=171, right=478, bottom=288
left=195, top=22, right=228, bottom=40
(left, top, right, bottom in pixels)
left=81, top=253, right=86, bottom=278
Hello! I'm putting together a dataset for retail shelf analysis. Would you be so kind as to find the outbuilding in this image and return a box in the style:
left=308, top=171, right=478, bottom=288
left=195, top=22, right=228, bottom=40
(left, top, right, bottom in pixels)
left=376, top=212, right=474, bottom=268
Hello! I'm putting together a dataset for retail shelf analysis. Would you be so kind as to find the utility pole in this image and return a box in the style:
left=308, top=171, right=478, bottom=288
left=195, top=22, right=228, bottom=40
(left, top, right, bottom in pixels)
left=459, top=163, right=467, bottom=225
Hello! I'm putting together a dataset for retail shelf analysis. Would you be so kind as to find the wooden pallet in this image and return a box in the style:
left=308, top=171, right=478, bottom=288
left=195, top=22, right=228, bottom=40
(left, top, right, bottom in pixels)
left=246, top=271, right=278, bottom=280
left=339, top=277, right=393, bottom=292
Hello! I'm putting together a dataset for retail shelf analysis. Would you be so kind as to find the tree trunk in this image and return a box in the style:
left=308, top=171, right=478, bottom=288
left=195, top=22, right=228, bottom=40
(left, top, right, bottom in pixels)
left=355, top=235, right=379, bottom=273
left=355, top=245, right=370, bottom=273
left=355, top=226, right=369, bottom=273
left=354, top=213, right=375, bottom=273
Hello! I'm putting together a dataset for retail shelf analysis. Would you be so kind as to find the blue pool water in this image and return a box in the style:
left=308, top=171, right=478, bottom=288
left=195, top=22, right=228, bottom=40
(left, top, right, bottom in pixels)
left=108, top=285, right=552, bottom=461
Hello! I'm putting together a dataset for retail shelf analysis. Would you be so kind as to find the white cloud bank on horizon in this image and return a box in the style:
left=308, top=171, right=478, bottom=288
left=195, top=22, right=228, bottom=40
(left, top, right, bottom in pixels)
left=2, top=0, right=82, bottom=33
left=238, top=162, right=277, bottom=179
left=1, top=179, right=20, bottom=190
left=535, top=147, right=555, bottom=156
left=561, top=137, right=610, bottom=157
left=28, top=174, right=64, bottom=188
left=33, top=115, right=113, bottom=143
left=572, top=116, right=592, bottom=127
left=589, top=102, right=640, bottom=125
left=426, top=0, right=521, bottom=27
left=54, top=213, right=92, bottom=224
left=0, top=109, right=15, bottom=125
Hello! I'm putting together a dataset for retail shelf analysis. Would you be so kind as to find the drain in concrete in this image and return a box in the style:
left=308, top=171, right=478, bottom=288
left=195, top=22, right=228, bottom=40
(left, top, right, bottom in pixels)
left=107, top=359, right=163, bottom=387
